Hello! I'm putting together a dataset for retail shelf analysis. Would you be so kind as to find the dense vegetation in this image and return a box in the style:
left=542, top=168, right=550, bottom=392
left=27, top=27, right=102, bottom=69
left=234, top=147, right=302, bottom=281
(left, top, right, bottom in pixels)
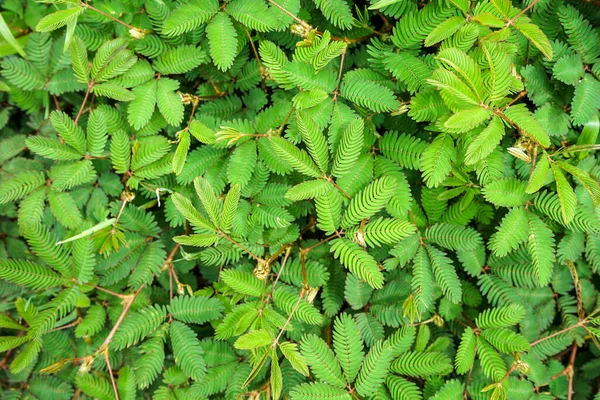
left=1, top=0, right=600, bottom=399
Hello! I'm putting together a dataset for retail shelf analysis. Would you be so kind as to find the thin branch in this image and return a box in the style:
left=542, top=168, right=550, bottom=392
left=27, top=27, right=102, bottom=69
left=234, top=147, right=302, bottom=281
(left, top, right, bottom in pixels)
left=530, top=322, right=584, bottom=347
left=111, top=199, right=129, bottom=233
left=567, top=344, right=578, bottom=400
left=271, top=288, right=306, bottom=348
left=79, top=2, right=141, bottom=31
left=326, top=176, right=352, bottom=199
left=267, top=0, right=310, bottom=28
left=333, top=47, right=347, bottom=100
left=499, top=90, right=527, bottom=112
left=74, top=82, right=93, bottom=125
left=97, top=285, right=145, bottom=352
left=219, top=231, right=265, bottom=263
left=302, top=232, right=343, bottom=254
left=93, top=285, right=127, bottom=299
left=507, top=0, right=541, bottom=25
left=268, top=246, right=292, bottom=297
left=104, top=350, right=120, bottom=400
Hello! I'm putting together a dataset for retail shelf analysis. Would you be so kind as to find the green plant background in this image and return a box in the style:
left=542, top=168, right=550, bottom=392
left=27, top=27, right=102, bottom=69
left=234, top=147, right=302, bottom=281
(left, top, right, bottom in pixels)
left=0, top=0, right=600, bottom=399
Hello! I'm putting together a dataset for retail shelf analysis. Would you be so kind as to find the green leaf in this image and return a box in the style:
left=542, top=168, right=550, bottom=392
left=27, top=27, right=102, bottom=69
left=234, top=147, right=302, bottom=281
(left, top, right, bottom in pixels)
left=489, top=206, right=529, bottom=257
left=341, top=176, right=397, bottom=228
left=483, top=178, right=531, bottom=207
left=297, top=111, right=329, bottom=174
left=425, top=16, right=466, bottom=47
left=426, top=245, right=462, bottom=304
left=235, top=329, right=273, bottom=349
left=332, top=117, right=364, bottom=177
left=300, top=334, right=346, bottom=388
left=444, top=107, right=492, bottom=133
left=465, top=116, right=505, bottom=165
left=206, top=12, right=238, bottom=72
left=36, top=7, right=84, bottom=32
left=290, top=382, right=352, bottom=400
left=170, top=321, right=207, bottom=380
left=355, top=340, right=395, bottom=397
left=221, top=269, right=264, bottom=297
left=0, top=13, right=26, bottom=57
left=330, top=238, right=384, bottom=289
left=127, top=80, right=157, bottom=130
left=268, top=137, right=322, bottom=178
left=571, top=75, right=600, bottom=126
left=332, top=313, right=364, bottom=383
left=280, top=341, right=310, bottom=376
left=172, top=130, right=190, bottom=175
left=527, top=213, right=556, bottom=286
left=156, top=78, right=184, bottom=126
left=0, top=259, right=69, bottom=289
left=550, top=162, right=577, bottom=224
left=312, top=0, right=353, bottom=29
left=503, top=103, right=551, bottom=148
left=514, top=22, right=553, bottom=61
left=455, top=328, right=476, bottom=374
left=526, top=154, right=550, bottom=194
left=162, top=0, right=219, bottom=36
left=420, top=134, right=455, bottom=188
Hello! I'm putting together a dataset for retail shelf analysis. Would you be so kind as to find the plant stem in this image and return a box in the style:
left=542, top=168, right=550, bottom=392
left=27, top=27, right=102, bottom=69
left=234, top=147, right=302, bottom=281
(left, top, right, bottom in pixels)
left=93, top=285, right=127, bottom=299
left=219, top=231, right=265, bottom=263
left=267, top=0, right=310, bottom=28
left=530, top=322, right=584, bottom=347
left=507, top=0, right=541, bottom=25
left=104, top=350, right=120, bottom=400
left=74, top=82, right=93, bottom=125
left=79, top=2, right=139, bottom=31
left=271, top=288, right=306, bottom=347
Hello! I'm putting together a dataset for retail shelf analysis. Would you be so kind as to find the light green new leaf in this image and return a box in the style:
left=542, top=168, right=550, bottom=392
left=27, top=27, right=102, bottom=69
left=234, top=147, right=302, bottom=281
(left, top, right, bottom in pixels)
left=235, top=329, right=272, bottom=350
left=172, top=130, right=190, bottom=175
left=0, top=13, right=26, bottom=57
left=526, top=154, right=550, bottom=194
left=36, top=7, right=84, bottom=33
left=425, top=16, right=466, bottom=47
left=514, top=22, right=553, bottom=61
left=550, top=163, right=576, bottom=224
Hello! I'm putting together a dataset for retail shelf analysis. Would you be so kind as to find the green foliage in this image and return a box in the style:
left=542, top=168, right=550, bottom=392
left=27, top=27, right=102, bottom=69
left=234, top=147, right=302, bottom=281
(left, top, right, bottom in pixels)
left=0, top=1, right=599, bottom=400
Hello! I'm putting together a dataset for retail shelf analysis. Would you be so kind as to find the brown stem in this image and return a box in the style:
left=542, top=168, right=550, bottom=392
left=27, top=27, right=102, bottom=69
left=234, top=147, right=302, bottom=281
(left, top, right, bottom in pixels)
left=269, top=246, right=292, bottom=297
left=48, top=318, right=82, bottom=333
left=187, top=97, right=200, bottom=128
left=530, top=322, right=584, bottom=347
left=104, top=350, right=120, bottom=400
left=246, top=30, right=266, bottom=89
left=271, top=288, right=306, bottom=347
left=326, top=176, right=352, bottom=199
left=276, top=106, right=295, bottom=134
left=267, top=0, right=310, bottom=28
left=303, top=232, right=343, bottom=253
left=98, top=285, right=145, bottom=351
left=463, top=344, right=477, bottom=399
left=74, top=82, right=93, bottom=125
left=567, top=344, right=578, bottom=400
left=499, top=90, right=527, bottom=112
left=219, top=231, right=264, bottom=263
left=52, top=95, right=61, bottom=111
left=333, top=48, right=347, bottom=100
left=93, top=285, right=127, bottom=299
left=80, top=2, right=140, bottom=31
left=111, top=199, right=129, bottom=233
left=507, top=0, right=541, bottom=25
